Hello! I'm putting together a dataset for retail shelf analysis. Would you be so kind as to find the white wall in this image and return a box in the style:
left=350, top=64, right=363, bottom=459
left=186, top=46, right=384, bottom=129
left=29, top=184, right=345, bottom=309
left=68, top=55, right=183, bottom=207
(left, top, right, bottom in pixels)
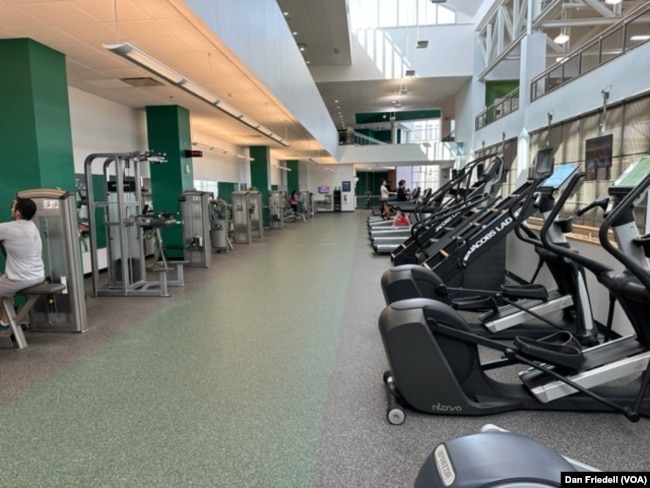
left=68, top=87, right=147, bottom=175
left=475, top=42, right=650, bottom=149
left=184, top=0, right=339, bottom=158
left=311, top=23, right=474, bottom=83
left=190, top=129, right=249, bottom=186
left=300, top=163, right=356, bottom=212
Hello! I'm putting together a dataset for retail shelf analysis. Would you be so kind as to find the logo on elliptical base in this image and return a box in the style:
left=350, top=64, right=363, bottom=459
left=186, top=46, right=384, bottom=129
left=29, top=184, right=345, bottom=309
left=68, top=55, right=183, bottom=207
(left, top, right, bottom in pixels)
left=434, top=444, right=456, bottom=486
left=431, top=402, right=462, bottom=412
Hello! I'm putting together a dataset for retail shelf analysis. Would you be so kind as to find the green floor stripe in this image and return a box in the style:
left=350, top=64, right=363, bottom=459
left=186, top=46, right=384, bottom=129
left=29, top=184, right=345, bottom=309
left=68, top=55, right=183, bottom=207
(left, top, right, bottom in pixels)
left=0, top=214, right=359, bottom=488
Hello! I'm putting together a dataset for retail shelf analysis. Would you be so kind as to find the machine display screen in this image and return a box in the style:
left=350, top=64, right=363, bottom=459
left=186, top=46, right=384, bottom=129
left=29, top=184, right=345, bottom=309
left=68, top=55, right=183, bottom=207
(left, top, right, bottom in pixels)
left=614, top=156, right=650, bottom=188
left=539, top=162, right=580, bottom=190
left=318, top=185, right=330, bottom=194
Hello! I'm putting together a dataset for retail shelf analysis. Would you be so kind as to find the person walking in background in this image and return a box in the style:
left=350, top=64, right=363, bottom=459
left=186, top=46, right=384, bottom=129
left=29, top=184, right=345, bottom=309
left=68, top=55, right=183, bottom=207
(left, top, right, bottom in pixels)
left=380, top=179, right=395, bottom=219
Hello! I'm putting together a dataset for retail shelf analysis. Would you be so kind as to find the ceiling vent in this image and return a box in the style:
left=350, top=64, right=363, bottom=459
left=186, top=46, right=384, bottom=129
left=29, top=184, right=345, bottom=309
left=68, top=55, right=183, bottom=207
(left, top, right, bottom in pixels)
left=405, top=69, right=416, bottom=77
left=120, top=77, right=164, bottom=87
left=416, top=40, right=429, bottom=49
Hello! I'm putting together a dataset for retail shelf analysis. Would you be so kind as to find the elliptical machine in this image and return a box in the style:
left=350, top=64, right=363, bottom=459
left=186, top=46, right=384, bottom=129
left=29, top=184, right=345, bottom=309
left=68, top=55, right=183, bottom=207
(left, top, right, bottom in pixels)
left=379, top=158, right=650, bottom=425
left=381, top=162, right=599, bottom=344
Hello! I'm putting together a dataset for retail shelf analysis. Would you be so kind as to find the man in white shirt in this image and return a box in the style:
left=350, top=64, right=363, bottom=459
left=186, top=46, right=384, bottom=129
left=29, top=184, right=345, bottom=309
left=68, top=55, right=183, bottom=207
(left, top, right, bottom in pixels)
left=0, top=197, right=45, bottom=329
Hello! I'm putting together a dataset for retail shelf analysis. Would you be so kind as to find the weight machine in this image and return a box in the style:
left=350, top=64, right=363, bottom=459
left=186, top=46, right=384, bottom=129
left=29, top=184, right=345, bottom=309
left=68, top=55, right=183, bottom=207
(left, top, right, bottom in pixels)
left=84, top=151, right=181, bottom=297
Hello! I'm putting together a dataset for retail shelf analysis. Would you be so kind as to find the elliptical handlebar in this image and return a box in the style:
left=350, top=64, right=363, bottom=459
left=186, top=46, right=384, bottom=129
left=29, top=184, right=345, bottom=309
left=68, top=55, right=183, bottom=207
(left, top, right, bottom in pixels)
left=599, top=172, right=650, bottom=295
left=508, top=175, right=547, bottom=247
left=539, top=172, right=612, bottom=277
left=576, top=195, right=609, bottom=217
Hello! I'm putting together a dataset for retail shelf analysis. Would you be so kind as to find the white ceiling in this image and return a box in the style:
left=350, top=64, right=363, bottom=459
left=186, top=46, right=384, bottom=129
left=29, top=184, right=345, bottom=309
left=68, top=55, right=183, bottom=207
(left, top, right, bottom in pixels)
left=1, top=0, right=634, bottom=165
left=0, top=0, right=486, bottom=164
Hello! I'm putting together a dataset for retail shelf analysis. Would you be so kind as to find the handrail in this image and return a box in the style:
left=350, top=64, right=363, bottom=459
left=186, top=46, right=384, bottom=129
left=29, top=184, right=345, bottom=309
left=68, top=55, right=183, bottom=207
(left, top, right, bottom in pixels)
left=351, top=132, right=387, bottom=146
left=475, top=87, right=520, bottom=130
left=530, top=3, right=650, bottom=101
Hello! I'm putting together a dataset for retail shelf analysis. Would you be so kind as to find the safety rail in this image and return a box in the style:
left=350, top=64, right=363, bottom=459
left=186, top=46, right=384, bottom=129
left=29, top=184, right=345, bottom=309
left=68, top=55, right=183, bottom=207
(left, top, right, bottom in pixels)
left=475, top=87, right=520, bottom=130
left=530, top=3, right=650, bottom=101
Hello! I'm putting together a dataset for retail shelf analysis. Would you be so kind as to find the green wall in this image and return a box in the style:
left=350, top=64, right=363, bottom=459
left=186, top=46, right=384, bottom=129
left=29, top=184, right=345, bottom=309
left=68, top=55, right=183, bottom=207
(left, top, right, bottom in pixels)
left=0, top=38, right=75, bottom=203
left=485, top=80, right=519, bottom=106
left=355, top=171, right=389, bottom=209
left=146, top=105, right=194, bottom=259
left=287, top=160, right=299, bottom=192
left=250, top=146, right=271, bottom=227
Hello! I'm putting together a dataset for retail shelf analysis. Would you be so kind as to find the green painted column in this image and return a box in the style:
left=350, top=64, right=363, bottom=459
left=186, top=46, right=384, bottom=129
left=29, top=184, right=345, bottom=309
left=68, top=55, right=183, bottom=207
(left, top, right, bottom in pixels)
left=250, top=146, right=271, bottom=228
left=146, top=105, right=194, bottom=259
left=0, top=38, right=75, bottom=209
left=287, top=160, right=299, bottom=192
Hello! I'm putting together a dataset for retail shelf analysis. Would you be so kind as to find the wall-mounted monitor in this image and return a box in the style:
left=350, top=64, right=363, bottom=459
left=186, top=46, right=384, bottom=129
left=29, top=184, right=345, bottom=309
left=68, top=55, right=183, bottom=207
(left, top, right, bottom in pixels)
left=533, top=147, right=554, bottom=177
left=318, top=185, right=330, bottom=194
left=585, top=134, right=613, bottom=181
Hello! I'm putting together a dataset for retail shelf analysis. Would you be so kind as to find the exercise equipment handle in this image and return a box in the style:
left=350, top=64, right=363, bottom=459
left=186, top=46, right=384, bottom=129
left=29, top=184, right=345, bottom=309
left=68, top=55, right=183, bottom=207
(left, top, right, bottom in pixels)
left=575, top=195, right=609, bottom=217
left=599, top=172, right=650, bottom=295
left=539, top=172, right=612, bottom=277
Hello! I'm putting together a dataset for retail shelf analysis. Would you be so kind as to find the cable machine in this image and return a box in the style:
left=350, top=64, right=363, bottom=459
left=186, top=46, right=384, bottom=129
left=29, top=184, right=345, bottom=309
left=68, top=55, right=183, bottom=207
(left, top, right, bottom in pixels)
left=16, top=188, right=88, bottom=333
left=84, top=151, right=177, bottom=297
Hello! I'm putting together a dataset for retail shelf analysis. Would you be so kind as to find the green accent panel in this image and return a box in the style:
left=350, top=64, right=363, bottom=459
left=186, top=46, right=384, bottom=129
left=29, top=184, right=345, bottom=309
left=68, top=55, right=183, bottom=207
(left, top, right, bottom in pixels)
left=287, top=160, right=299, bottom=191
left=217, top=182, right=239, bottom=203
left=485, top=80, right=519, bottom=106
left=355, top=171, right=389, bottom=209
left=0, top=38, right=75, bottom=207
left=146, top=105, right=193, bottom=259
left=355, top=109, right=441, bottom=125
left=249, top=146, right=271, bottom=227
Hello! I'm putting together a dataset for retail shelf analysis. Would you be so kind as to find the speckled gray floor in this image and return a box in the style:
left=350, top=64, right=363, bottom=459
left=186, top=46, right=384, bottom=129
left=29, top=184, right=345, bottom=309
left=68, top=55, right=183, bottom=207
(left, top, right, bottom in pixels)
left=1, top=211, right=649, bottom=488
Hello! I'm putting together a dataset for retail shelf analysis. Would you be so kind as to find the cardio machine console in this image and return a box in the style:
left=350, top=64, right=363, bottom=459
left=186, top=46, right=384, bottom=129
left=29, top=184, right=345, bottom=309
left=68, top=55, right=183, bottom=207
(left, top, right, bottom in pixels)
left=609, top=155, right=650, bottom=197
left=537, top=162, right=580, bottom=193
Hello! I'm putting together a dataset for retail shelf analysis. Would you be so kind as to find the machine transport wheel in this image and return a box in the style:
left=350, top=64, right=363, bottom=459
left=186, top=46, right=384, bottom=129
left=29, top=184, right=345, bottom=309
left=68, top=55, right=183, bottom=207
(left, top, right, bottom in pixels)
left=383, top=371, right=406, bottom=425
left=387, top=406, right=405, bottom=425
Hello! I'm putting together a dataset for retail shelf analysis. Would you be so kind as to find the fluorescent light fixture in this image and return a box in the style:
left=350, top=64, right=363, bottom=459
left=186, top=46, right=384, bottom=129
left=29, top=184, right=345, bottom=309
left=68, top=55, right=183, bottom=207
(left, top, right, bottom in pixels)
left=104, top=42, right=290, bottom=148
left=104, top=43, right=185, bottom=84
left=605, top=0, right=621, bottom=4
left=192, top=141, right=254, bottom=161
left=182, top=80, right=219, bottom=104
left=274, top=165, right=292, bottom=171
left=631, top=34, right=650, bottom=41
left=554, top=32, right=570, bottom=44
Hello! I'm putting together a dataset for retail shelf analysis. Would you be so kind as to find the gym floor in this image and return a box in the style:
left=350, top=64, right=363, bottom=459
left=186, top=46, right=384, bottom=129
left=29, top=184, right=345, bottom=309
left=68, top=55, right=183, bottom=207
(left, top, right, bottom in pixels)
left=1, top=210, right=649, bottom=487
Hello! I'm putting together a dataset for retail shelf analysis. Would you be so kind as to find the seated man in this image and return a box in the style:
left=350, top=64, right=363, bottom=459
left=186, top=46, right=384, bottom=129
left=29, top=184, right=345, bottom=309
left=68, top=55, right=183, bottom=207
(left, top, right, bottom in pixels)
left=0, top=197, right=45, bottom=330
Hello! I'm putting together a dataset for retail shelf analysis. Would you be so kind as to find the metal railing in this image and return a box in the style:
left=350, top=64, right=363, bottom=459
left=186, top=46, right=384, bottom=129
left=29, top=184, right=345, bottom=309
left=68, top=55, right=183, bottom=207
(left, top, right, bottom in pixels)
left=346, top=132, right=387, bottom=145
left=475, top=87, right=520, bottom=130
left=531, top=3, right=650, bottom=101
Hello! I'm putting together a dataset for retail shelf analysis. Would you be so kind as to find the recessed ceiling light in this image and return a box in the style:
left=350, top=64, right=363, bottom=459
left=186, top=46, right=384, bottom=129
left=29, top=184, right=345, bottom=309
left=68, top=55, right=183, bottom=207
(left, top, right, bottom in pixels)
left=293, top=31, right=298, bottom=36
left=298, top=43, right=306, bottom=51
left=283, top=11, right=289, bottom=16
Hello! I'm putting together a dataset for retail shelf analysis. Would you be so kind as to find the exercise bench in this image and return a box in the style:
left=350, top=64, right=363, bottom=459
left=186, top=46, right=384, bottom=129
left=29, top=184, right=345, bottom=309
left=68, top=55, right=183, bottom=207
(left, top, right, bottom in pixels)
left=1, top=282, right=66, bottom=350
